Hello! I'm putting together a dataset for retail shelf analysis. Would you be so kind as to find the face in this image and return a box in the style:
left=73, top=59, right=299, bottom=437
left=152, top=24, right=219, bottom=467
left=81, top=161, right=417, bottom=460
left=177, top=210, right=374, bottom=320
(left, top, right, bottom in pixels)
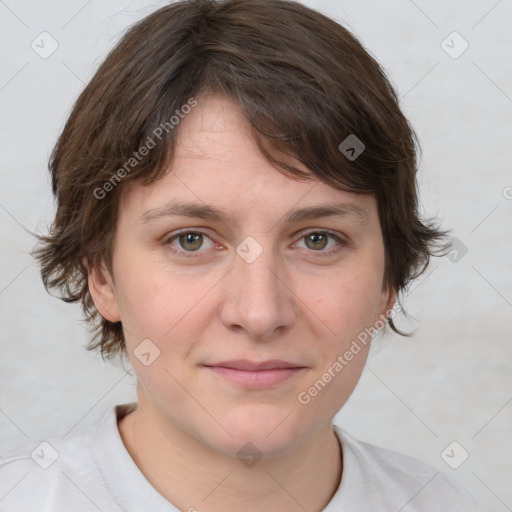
left=89, top=93, right=395, bottom=458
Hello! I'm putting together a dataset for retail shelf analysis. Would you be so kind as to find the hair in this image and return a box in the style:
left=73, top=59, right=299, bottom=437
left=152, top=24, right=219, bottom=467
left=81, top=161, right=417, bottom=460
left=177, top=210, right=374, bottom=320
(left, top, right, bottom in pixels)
left=31, top=0, right=450, bottom=362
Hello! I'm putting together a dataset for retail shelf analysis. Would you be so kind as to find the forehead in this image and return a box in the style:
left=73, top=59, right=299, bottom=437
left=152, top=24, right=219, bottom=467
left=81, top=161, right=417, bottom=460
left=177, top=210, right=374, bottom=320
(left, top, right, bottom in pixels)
left=118, top=93, right=378, bottom=227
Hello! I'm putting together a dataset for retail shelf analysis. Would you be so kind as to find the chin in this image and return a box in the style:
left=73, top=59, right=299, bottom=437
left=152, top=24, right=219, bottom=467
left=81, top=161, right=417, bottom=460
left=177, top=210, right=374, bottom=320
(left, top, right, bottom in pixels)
left=199, top=406, right=315, bottom=459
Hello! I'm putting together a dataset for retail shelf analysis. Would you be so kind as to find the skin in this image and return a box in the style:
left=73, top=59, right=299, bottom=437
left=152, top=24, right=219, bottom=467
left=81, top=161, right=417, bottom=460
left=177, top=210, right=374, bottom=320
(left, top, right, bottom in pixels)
left=87, top=92, right=396, bottom=512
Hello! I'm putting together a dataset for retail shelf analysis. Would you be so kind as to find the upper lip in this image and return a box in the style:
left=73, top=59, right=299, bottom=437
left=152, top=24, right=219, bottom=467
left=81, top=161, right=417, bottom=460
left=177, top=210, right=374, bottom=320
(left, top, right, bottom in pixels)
left=203, top=359, right=305, bottom=371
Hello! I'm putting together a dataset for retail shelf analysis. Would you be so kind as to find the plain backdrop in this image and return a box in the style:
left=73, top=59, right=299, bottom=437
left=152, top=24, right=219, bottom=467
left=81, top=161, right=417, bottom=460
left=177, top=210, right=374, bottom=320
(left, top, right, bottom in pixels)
left=0, top=1, right=511, bottom=510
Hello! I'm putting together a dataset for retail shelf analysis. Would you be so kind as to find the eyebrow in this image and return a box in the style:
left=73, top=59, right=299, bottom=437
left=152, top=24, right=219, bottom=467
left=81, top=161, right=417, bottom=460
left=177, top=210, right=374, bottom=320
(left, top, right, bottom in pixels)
left=139, top=200, right=369, bottom=227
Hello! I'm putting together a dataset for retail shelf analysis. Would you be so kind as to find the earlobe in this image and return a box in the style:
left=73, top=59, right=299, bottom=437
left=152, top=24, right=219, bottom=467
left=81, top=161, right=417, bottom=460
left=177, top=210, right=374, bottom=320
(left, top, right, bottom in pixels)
left=386, top=289, right=398, bottom=316
left=377, top=287, right=398, bottom=325
left=84, top=257, right=121, bottom=323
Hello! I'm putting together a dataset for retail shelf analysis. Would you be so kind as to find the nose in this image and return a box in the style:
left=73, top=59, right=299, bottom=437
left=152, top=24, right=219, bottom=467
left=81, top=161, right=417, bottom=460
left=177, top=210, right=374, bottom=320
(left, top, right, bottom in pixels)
left=219, top=242, right=297, bottom=341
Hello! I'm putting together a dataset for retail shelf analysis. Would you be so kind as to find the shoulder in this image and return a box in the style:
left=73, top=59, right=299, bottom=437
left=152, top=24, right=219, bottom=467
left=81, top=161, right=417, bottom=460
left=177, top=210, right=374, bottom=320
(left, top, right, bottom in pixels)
left=0, top=406, right=122, bottom=511
left=332, top=425, right=483, bottom=511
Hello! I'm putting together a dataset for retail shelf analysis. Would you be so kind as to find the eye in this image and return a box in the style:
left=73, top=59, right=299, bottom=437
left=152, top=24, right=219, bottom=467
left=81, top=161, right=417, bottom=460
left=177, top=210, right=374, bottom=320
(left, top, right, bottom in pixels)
left=293, top=230, right=348, bottom=255
left=164, top=229, right=348, bottom=259
left=165, top=230, right=215, bottom=258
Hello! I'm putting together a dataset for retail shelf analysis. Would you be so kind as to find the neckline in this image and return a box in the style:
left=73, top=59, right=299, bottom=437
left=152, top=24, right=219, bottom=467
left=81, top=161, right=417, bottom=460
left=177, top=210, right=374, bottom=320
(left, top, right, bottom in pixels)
left=91, top=402, right=351, bottom=511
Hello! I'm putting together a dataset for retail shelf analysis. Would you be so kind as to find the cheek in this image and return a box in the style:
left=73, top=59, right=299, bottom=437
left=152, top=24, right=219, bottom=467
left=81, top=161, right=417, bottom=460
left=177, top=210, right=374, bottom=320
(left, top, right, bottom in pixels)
left=296, top=264, right=382, bottom=390
left=112, top=248, right=187, bottom=330
left=305, top=262, right=384, bottom=341
left=114, top=273, right=168, bottom=338
left=115, top=260, right=217, bottom=362
left=296, top=269, right=381, bottom=416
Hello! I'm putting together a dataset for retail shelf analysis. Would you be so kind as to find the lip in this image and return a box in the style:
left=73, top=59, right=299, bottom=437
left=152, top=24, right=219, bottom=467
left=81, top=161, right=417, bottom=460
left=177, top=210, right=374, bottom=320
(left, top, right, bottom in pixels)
left=202, top=359, right=307, bottom=389
left=205, top=359, right=304, bottom=371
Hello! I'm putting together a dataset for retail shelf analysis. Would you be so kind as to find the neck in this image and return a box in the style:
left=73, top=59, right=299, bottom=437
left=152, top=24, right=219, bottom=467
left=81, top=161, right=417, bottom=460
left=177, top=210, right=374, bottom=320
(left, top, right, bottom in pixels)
left=118, top=402, right=343, bottom=512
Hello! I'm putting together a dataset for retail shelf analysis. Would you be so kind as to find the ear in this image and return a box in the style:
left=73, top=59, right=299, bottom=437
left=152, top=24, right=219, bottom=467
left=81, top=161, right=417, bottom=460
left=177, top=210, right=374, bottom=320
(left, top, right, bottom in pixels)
left=375, top=286, right=398, bottom=325
left=83, top=257, right=121, bottom=323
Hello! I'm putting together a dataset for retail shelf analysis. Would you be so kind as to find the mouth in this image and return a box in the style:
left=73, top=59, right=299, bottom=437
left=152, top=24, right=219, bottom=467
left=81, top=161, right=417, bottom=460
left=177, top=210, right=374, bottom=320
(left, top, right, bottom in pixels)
left=202, top=359, right=307, bottom=389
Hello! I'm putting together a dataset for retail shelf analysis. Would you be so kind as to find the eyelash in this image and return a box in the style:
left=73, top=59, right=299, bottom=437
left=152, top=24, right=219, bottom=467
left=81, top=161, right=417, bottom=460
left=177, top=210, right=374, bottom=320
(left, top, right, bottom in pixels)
left=163, top=229, right=349, bottom=259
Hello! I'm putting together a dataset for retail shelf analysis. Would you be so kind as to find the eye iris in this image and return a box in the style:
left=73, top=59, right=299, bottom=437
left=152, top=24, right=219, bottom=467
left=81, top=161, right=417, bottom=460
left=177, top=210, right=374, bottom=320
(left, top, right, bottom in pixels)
left=305, top=233, right=328, bottom=250
left=179, top=233, right=203, bottom=251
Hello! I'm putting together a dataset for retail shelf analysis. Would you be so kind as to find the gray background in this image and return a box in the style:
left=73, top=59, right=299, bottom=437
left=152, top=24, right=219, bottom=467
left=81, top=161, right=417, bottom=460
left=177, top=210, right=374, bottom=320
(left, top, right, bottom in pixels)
left=0, top=0, right=511, bottom=510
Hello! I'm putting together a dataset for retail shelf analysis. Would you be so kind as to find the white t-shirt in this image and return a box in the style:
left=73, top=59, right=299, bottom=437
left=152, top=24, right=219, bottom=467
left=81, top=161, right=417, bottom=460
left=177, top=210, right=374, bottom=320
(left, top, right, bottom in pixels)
left=0, top=402, right=482, bottom=511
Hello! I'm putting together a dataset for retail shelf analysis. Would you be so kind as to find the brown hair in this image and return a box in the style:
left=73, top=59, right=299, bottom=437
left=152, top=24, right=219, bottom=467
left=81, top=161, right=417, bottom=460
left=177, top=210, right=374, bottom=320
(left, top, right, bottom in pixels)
left=31, top=0, right=450, bottom=362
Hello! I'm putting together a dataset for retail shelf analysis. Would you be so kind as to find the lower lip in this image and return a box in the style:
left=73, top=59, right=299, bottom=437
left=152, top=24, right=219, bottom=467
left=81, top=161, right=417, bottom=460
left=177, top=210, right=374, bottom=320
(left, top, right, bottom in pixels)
left=204, top=366, right=305, bottom=389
